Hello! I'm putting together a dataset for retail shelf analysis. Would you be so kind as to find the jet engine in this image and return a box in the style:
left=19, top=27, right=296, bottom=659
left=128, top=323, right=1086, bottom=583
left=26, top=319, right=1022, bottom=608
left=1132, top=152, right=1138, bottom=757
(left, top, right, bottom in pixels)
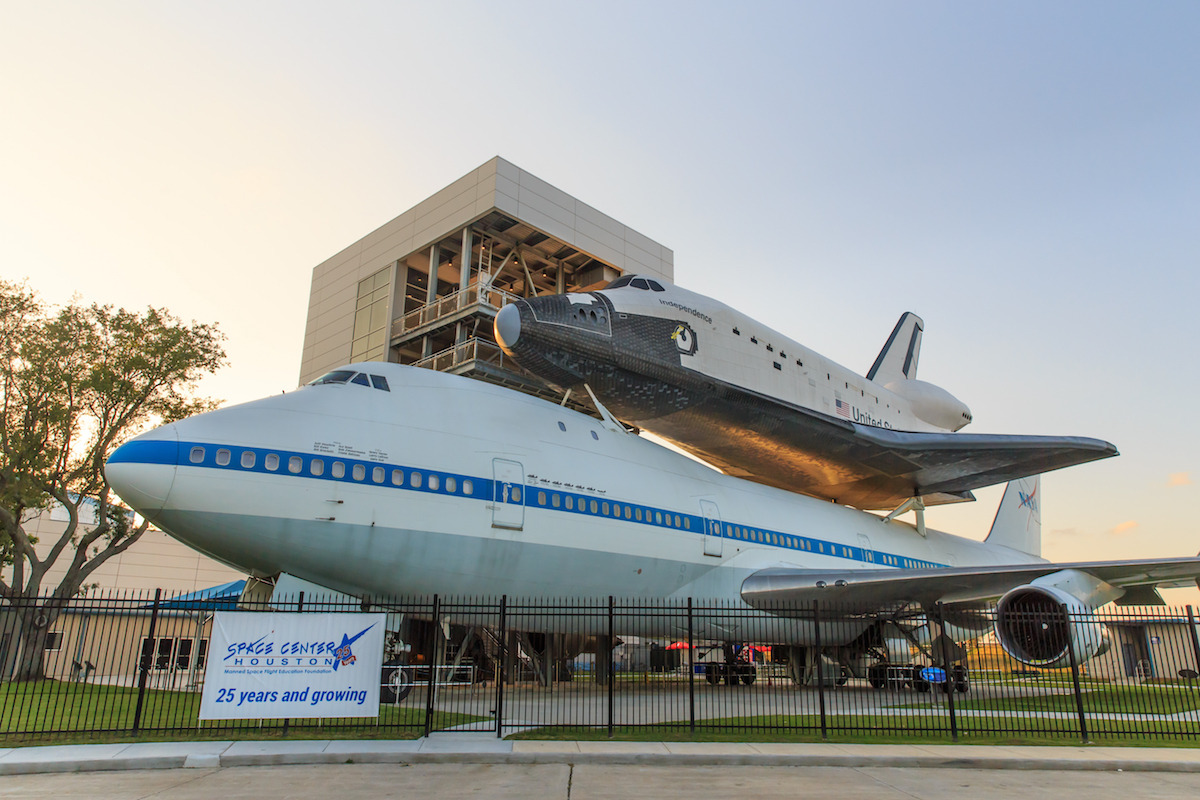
left=884, top=380, right=972, bottom=431
left=994, top=581, right=1113, bottom=670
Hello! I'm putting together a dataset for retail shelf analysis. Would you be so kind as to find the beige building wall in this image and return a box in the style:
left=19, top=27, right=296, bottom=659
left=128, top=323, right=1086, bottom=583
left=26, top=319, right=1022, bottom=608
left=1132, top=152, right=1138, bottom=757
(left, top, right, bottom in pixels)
left=300, top=156, right=674, bottom=384
left=9, top=502, right=244, bottom=596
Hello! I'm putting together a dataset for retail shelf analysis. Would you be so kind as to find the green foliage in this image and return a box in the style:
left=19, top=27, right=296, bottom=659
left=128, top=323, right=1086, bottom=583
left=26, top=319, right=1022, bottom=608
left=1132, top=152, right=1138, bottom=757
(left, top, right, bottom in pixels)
left=0, top=278, right=226, bottom=608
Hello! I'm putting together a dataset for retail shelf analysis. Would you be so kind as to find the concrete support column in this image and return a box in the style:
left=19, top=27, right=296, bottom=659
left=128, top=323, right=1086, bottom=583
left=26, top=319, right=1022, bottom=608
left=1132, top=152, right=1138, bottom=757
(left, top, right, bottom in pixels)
left=459, top=227, right=474, bottom=292
left=426, top=244, right=440, bottom=304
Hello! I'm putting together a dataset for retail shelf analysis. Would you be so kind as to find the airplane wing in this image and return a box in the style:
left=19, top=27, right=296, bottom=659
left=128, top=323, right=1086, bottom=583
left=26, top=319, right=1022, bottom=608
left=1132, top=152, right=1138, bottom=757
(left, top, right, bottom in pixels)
left=842, top=425, right=1119, bottom=506
left=740, top=557, right=1200, bottom=611
left=646, top=380, right=1117, bottom=510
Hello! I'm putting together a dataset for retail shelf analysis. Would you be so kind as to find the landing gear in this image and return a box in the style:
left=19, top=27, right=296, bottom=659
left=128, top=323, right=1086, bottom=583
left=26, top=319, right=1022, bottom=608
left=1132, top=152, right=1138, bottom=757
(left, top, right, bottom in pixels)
left=703, top=662, right=756, bottom=686
left=380, top=661, right=414, bottom=703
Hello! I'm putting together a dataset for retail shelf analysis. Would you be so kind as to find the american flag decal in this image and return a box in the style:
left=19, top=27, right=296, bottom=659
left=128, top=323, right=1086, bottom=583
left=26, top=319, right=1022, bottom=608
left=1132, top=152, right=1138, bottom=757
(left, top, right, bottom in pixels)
left=836, top=399, right=851, bottom=419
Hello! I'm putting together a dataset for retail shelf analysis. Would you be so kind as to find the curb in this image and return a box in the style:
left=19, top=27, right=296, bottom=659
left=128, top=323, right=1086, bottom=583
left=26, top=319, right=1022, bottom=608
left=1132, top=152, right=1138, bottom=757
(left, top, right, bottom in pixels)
left=4, top=749, right=1200, bottom=776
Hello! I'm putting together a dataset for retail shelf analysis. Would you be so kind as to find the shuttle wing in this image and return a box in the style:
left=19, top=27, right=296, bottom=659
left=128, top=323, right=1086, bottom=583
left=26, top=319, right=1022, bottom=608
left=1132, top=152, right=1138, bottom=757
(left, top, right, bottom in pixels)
left=645, top=381, right=1117, bottom=509
left=740, top=557, right=1200, bottom=610
left=840, top=424, right=1118, bottom=506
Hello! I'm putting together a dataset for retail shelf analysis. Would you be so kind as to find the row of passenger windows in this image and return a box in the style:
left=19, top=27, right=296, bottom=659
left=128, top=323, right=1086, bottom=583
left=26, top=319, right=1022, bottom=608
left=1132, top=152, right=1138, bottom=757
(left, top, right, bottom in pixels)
left=187, top=446, right=933, bottom=567
left=189, top=447, right=472, bottom=494
left=534, top=490, right=691, bottom=529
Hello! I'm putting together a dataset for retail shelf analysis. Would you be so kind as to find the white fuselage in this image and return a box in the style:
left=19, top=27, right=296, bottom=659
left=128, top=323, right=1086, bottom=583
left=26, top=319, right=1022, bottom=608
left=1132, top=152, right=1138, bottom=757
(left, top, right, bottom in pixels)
left=107, top=364, right=1037, bottom=641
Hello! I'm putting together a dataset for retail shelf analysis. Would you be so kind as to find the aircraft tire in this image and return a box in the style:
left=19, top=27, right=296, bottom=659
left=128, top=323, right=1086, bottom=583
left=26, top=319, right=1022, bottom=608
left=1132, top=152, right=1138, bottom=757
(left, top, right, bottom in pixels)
left=380, top=662, right=414, bottom=704
left=868, top=664, right=888, bottom=689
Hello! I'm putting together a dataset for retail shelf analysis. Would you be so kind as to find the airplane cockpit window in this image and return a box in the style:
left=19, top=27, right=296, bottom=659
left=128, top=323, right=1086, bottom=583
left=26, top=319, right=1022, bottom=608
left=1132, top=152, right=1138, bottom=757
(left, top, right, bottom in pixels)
left=370, top=375, right=390, bottom=391
left=309, top=370, right=355, bottom=385
left=350, top=373, right=370, bottom=387
left=605, top=275, right=635, bottom=289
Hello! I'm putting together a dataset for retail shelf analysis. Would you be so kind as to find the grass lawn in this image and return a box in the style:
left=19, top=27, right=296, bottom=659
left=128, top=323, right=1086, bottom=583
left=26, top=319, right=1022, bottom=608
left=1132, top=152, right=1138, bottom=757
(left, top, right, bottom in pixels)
left=0, top=680, right=485, bottom=746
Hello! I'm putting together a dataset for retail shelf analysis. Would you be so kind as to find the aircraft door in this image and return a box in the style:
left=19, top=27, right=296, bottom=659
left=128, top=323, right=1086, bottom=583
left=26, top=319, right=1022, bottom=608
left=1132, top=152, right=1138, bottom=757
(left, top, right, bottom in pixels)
left=700, top=500, right=723, bottom=557
left=492, top=458, right=525, bottom=531
left=857, top=534, right=874, bottom=564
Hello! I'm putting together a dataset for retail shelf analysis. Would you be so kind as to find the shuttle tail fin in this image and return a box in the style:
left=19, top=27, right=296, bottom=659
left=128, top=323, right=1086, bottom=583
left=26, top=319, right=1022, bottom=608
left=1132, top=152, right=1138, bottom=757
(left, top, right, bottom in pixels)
left=984, top=476, right=1042, bottom=557
left=867, top=312, right=924, bottom=384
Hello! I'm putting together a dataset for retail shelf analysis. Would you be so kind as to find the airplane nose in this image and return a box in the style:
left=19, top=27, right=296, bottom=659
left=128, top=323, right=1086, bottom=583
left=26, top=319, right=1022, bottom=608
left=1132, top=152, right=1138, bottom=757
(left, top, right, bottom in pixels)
left=495, top=303, right=522, bottom=352
left=105, top=427, right=179, bottom=520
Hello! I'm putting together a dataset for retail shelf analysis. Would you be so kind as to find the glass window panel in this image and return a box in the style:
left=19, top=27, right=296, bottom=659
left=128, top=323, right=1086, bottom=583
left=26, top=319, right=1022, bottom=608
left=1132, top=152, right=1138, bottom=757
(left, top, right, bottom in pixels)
left=372, top=466, right=385, bottom=483
left=189, top=447, right=205, bottom=463
left=354, top=307, right=372, bottom=338
left=265, top=454, right=279, bottom=471
left=332, top=462, right=345, bottom=478
left=391, top=469, right=404, bottom=486
left=411, top=472, right=422, bottom=488
left=463, top=479, right=473, bottom=494
left=446, top=476, right=456, bottom=493
left=352, top=464, right=365, bottom=481
left=311, top=459, right=324, bottom=476
left=240, top=451, right=255, bottom=469
left=373, top=269, right=390, bottom=290
left=216, top=449, right=231, bottom=466
left=289, top=456, right=302, bottom=473
left=428, top=474, right=440, bottom=491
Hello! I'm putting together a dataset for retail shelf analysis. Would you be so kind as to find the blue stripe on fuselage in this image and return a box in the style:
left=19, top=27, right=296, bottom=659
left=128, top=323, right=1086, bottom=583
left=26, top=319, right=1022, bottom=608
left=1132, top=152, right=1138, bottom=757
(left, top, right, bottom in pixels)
left=115, top=439, right=947, bottom=571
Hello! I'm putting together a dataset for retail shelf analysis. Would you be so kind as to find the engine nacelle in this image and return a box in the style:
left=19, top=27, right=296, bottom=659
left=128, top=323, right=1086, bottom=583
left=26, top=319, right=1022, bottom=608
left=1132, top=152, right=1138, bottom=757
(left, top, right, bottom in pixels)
left=994, top=583, right=1111, bottom=669
left=884, top=379, right=972, bottom=431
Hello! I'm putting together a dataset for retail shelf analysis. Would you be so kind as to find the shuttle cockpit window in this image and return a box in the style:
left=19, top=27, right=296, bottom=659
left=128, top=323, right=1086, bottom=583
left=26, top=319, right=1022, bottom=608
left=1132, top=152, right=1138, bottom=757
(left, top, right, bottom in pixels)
left=309, top=370, right=355, bottom=385
left=350, top=373, right=370, bottom=387
left=605, top=275, right=635, bottom=289
left=630, top=278, right=650, bottom=290
left=370, top=375, right=390, bottom=391
left=646, top=279, right=665, bottom=292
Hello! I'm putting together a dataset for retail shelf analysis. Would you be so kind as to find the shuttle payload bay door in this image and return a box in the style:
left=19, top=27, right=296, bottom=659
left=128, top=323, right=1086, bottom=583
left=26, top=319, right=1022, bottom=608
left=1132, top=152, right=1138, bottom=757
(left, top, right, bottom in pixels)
left=492, top=458, right=525, bottom=530
left=700, top=499, right=723, bottom=557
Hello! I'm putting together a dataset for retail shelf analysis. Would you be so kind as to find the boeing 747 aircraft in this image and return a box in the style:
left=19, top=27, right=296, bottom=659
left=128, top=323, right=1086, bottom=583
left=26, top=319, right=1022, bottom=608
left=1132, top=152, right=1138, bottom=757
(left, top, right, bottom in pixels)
left=493, top=277, right=1117, bottom=510
left=106, top=363, right=1200, bottom=676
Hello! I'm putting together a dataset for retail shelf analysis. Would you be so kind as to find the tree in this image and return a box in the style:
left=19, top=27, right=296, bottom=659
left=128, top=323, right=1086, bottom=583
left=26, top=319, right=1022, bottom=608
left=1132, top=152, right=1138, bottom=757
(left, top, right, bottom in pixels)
left=0, top=280, right=226, bottom=680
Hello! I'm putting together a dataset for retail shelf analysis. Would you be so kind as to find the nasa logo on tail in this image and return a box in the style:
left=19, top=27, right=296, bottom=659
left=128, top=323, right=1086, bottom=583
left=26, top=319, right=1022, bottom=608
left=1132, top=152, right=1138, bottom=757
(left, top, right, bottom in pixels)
left=1017, top=479, right=1040, bottom=530
left=671, top=322, right=697, bottom=355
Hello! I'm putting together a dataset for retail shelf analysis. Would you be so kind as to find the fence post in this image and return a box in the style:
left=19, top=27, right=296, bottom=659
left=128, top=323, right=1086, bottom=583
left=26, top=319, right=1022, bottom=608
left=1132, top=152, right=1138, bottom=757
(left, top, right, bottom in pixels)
left=495, top=596, right=507, bottom=739
left=607, top=595, right=615, bottom=739
left=423, top=595, right=441, bottom=738
left=1187, top=606, right=1200, bottom=677
left=813, top=601, right=827, bottom=740
left=132, top=587, right=162, bottom=735
left=687, top=598, right=695, bottom=735
left=934, top=602, right=958, bottom=740
left=282, top=591, right=305, bottom=738
left=1061, top=603, right=1089, bottom=743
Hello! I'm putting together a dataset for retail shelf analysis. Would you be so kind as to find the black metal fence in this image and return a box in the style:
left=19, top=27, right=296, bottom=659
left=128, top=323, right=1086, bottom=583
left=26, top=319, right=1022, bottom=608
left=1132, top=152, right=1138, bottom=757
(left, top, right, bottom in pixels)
left=3, top=590, right=1199, bottom=742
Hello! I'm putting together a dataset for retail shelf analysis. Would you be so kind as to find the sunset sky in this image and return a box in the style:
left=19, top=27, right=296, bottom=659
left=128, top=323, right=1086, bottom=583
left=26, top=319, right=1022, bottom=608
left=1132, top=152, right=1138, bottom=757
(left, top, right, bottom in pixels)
left=3, top=2, right=1197, bottom=600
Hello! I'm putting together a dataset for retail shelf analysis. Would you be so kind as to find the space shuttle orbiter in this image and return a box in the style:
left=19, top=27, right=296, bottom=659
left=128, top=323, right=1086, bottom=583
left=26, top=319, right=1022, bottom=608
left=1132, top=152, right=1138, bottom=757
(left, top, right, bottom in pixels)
left=494, top=275, right=1116, bottom=511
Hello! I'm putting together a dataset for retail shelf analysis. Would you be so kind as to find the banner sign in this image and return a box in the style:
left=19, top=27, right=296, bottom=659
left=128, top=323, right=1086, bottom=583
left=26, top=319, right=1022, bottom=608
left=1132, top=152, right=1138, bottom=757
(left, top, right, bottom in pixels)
left=199, top=611, right=386, bottom=720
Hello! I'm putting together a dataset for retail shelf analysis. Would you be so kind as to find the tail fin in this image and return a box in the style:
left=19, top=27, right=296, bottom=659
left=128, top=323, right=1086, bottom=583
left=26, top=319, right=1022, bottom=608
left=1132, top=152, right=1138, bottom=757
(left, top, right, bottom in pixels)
left=867, top=312, right=924, bottom=383
left=984, top=476, right=1041, bottom=557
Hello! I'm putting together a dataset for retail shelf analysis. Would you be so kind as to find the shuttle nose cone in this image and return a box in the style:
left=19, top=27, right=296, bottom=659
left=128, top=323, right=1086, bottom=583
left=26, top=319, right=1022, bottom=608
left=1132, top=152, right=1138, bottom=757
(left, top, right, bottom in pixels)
left=105, top=428, right=179, bottom=520
left=495, top=303, right=522, bottom=353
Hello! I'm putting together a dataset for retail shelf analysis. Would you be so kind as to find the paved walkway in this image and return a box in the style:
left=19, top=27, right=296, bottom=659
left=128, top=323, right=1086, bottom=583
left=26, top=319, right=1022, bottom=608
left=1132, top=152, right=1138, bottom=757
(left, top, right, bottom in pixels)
left=2, top=734, right=1200, bottom=775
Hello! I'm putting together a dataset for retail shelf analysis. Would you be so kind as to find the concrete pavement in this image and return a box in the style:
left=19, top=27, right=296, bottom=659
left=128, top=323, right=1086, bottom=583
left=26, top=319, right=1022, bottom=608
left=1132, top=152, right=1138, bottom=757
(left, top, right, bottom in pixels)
left=2, top=733, right=1200, bottom=776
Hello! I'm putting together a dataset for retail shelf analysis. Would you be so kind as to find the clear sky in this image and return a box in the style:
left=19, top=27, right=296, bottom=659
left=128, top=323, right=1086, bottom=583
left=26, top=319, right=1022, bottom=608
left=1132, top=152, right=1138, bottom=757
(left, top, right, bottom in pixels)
left=3, top=1, right=1197, bottom=600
